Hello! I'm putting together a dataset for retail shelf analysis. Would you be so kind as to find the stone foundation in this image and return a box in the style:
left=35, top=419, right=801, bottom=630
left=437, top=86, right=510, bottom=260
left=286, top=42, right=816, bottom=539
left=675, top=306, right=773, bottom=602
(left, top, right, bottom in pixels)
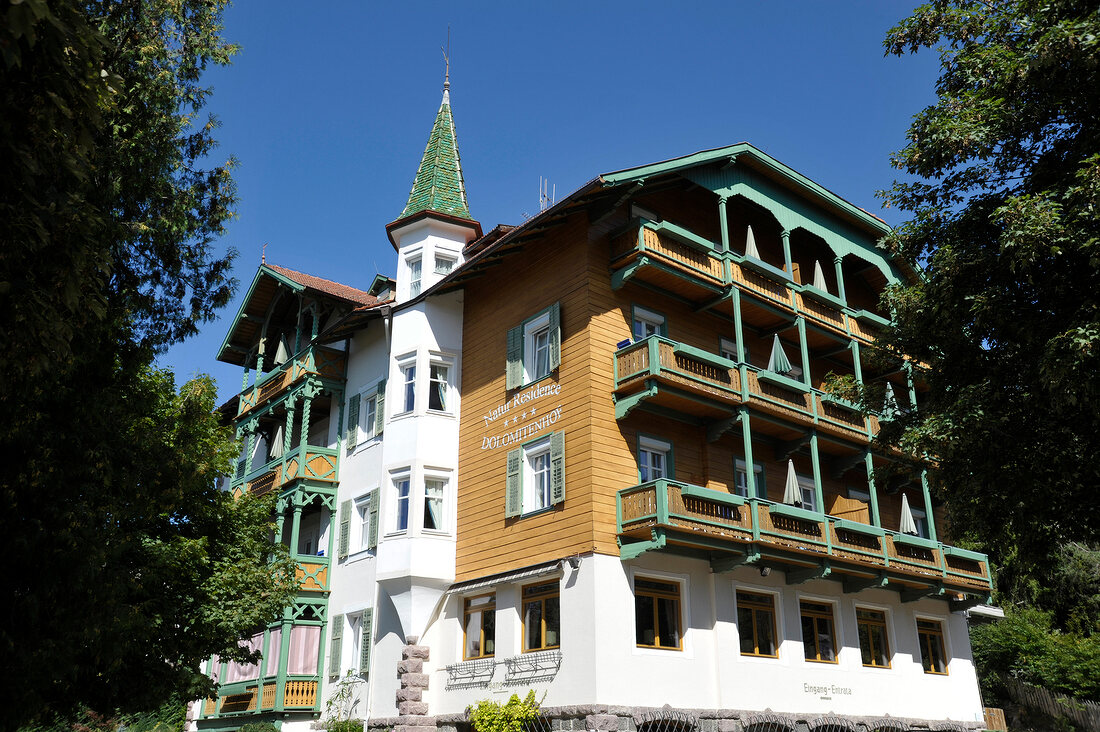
left=368, top=704, right=981, bottom=732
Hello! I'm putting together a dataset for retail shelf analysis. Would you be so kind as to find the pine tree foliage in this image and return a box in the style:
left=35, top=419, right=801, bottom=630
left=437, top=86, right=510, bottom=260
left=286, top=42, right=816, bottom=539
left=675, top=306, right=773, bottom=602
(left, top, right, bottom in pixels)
left=878, top=0, right=1100, bottom=620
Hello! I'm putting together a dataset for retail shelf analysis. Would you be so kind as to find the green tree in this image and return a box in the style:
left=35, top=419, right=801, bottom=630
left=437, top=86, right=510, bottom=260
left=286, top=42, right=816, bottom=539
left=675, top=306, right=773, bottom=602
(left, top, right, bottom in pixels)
left=878, top=0, right=1100, bottom=625
left=0, top=0, right=297, bottom=727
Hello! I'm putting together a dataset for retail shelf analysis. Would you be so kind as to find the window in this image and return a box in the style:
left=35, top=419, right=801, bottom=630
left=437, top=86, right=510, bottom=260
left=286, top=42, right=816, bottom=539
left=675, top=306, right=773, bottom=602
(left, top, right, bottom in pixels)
left=428, top=361, right=450, bottom=412
left=737, top=590, right=778, bottom=657
left=525, top=438, right=551, bottom=511
left=800, top=600, right=837, bottom=663
left=916, top=619, right=948, bottom=674
left=910, top=505, right=929, bottom=539
left=400, top=361, right=416, bottom=413
left=394, top=475, right=410, bottom=532
left=408, top=256, right=422, bottom=297
left=423, top=478, right=445, bottom=530
left=522, top=581, right=560, bottom=651
left=343, top=610, right=373, bottom=675
left=356, top=494, right=373, bottom=551
left=634, top=577, right=682, bottom=650
left=434, top=254, right=456, bottom=275
left=505, top=432, right=565, bottom=517
left=464, top=594, right=495, bottom=659
left=719, top=337, right=740, bottom=362
left=848, top=485, right=871, bottom=502
left=735, top=459, right=764, bottom=498
left=506, top=303, right=561, bottom=389
left=638, top=436, right=671, bottom=482
left=798, top=475, right=817, bottom=511
left=856, top=608, right=891, bottom=668
left=632, top=306, right=665, bottom=340
left=362, top=395, right=377, bottom=440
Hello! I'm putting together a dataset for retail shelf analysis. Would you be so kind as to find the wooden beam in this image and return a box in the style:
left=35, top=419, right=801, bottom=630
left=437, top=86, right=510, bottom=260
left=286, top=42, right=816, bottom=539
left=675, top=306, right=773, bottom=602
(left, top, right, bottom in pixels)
left=706, top=413, right=741, bottom=443
left=613, top=383, right=658, bottom=420
left=611, top=255, right=650, bottom=290
left=618, top=529, right=666, bottom=561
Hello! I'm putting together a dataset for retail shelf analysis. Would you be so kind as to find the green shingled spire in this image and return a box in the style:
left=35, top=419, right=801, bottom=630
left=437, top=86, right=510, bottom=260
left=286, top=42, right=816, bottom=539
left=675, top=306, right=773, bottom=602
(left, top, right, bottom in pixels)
left=399, top=86, right=472, bottom=221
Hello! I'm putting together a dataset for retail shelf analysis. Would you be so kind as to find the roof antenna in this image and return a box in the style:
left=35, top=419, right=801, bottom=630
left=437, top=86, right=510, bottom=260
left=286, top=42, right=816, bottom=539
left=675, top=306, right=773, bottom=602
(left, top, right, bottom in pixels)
left=441, top=26, right=451, bottom=92
left=539, top=177, right=556, bottom=211
left=262, top=242, right=267, bottom=265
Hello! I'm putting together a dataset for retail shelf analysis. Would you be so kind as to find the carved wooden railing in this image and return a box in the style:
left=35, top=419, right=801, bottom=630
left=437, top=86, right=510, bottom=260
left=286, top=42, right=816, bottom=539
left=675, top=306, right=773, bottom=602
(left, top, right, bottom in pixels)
left=284, top=678, right=318, bottom=708
left=617, top=481, right=992, bottom=592
left=237, top=345, right=346, bottom=418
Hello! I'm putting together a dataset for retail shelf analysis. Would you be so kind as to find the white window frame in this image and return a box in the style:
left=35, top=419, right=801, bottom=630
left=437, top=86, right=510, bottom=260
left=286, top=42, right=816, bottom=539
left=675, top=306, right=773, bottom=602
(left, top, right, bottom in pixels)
left=408, top=255, right=422, bottom=298
left=355, top=494, right=373, bottom=552
left=720, top=337, right=739, bottom=362
left=427, top=356, right=454, bottom=414
left=398, top=356, right=416, bottom=414
left=522, top=437, right=552, bottom=515
left=633, top=306, right=665, bottom=341
left=392, top=472, right=411, bottom=534
left=797, top=474, right=817, bottom=511
left=638, top=436, right=671, bottom=483
left=423, top=474, right=448, bottom=532
left=434, top=252, right=457, bottom=275
left=735, top=459, right=763, bottom=498
left=523, top=311, right=552, bottom=384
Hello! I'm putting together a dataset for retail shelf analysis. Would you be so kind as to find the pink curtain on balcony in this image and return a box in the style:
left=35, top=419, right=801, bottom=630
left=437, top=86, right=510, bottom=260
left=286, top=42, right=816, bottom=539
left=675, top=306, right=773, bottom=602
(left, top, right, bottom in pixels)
left=265, top=627, right=282, bottom=677
left=287, top=625, right=320, bottom=675
left=224, top=632, right=263, bottom=683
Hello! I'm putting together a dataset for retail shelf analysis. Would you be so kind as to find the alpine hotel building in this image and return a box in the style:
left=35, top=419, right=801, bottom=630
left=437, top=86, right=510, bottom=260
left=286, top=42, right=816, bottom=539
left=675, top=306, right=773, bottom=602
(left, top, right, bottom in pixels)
left=193, top=80, right=995, bottom=732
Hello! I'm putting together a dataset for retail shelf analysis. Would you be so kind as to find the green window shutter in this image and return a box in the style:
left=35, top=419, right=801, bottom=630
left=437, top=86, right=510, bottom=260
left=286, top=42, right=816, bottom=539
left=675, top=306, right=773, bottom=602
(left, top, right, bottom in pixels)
left=359, top=608, right=373, bottom=674
left=345, top=393, right=361, bottom=452
left=374, top=378, right=386, bottom=435
left=550, top=431, right=565, bottom=504
left=548, top=302, right=561, bottom=372
left=506, top=325, right=523, bottom=389
left=505, top=448, right=522, bottom=517
left=338, top=500, right=351, bottom=559
left=367, top=492, right=379, bottom=549
left=329, top=614, right=343, bottom=676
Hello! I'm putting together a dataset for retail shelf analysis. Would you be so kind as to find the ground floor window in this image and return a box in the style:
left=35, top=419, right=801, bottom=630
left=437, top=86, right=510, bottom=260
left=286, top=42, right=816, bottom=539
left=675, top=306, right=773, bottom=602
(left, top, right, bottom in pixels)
left=635, top=577, right=682, bottom=650
left=522, top=581, right=560, bottom=651
left=800, top=600, right=837, bottom=663
left=917, top=619, right=948, bottom=674
left=464, top=594, right=495, bottom=659
left=856, top=608, right=891, bottom=668
left=737, top=590, right=777, bottom=657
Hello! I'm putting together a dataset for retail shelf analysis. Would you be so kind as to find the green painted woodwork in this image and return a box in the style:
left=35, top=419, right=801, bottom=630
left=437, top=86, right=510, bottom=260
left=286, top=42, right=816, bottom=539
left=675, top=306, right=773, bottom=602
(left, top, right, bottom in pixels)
left=799, top=283, right=848, bottom=310
left=550, top=430, right=565, bottom=505
left=893, top=533, right=940, bottom=550
left=833, top=256, right=848, bottom=303
left=834, top=518, right=885, bottom=537
left=756, top=369, right=811, bottom=394
left=671, top=341, right=737, bottom=370
left=849, top=309, right=891, bottom=328
left=645, top=217, right=718, bottom=253
left=942, top=545, right=987, bottom=563
left=710, top=548, right=761, bottom=573
left=504, top=448, right=522, bottom=517
left=399, top=91, right=473, bottom=221
left=901, top=584, right=945, bottom=604
left=619, top=529, right=667, bottom=560
left=768, top=502, right=824, bottom=523
left=374, top=378, right=386, bottom=435
left=337, top=500, right=351, bottom=560
left=345, top=393, right=360, bottom=452
left=328, top=614, right=343, bottom=676
left=614, top=383, right=658, bottom=420
left=740, top=253, right=793, bottom=283
left=863, top=452, right=881, bottom=527
left=680, top=483, right=746, bottom=506
left=842, top=573, right=889, bottom=593
left=360, top=608, right=373, bottom=674
left=921, top=470, right=939, bottom=542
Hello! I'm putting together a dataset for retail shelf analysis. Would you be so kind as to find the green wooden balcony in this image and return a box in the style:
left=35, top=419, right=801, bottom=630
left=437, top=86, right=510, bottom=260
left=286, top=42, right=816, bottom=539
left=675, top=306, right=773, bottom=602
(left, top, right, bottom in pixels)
left=616, top=479, right=992, bottom=601
left=237, top=344, right=346, bottom=419
left=613, top=336, right=879, bottom=442
left=199, top=675, right=320, bottom=719
left=232, top=444, right=339, bottom=498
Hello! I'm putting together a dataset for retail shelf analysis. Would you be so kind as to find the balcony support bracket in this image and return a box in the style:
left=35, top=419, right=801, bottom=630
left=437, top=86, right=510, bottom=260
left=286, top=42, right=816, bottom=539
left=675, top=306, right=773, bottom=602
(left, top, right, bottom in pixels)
left=774, top=433, right=812, bottom=461
left=901, top=582, right=946, bottom=604
left=706, top=412, right=742, bottom=443
left=611, top=255, right=651, bottom=291
left=710, top=547, right=761, bottom=573
left=950, top=593, right=991, bottom=613
left=786, top=561, right=831, bottom=585
left=619, top=529, right=667, bottom=561
left=614, top=382, right=659, bottom=420
left=843, top=572, right=889, bottom=593
left=831, top=451, right=869, bottom=479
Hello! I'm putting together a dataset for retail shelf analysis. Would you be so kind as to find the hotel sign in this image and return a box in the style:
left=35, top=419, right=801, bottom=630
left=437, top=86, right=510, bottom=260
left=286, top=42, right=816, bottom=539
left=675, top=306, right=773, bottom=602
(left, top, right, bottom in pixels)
left=480, top=382, right=563, bottom=450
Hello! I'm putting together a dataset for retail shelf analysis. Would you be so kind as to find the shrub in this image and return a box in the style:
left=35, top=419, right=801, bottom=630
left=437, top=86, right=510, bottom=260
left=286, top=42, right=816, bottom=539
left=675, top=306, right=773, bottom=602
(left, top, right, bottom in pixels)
left=468, top=691, right=542, bottom=732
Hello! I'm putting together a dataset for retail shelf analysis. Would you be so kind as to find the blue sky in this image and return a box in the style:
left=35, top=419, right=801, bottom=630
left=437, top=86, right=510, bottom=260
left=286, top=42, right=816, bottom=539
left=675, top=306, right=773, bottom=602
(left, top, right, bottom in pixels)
left=160, top=1, right=939, bottom=401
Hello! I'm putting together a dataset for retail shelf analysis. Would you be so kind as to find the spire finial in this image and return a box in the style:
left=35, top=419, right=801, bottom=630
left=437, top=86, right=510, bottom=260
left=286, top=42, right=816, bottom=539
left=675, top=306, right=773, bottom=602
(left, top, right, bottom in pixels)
left=261, top=242, right=267, bottom=265
left=441, top=26, right=451, bottom=92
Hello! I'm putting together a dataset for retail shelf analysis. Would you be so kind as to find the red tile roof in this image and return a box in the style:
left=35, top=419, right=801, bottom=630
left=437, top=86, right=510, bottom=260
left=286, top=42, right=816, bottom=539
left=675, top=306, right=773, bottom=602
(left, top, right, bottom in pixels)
left=267, top=264, right=378, bottom=306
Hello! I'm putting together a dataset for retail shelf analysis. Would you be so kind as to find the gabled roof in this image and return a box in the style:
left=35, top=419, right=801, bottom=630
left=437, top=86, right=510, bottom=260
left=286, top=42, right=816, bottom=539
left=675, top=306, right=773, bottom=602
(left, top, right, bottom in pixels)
left=398, top=88, right=473, bottom=222
left=216, top=264, right=379, bottom=366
